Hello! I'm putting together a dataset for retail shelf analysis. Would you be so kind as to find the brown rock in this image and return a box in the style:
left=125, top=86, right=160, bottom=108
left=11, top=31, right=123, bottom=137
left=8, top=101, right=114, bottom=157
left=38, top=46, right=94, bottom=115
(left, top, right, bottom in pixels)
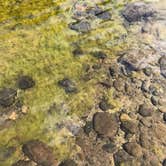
left=93, top=112, right=118, bottom=138
left=22, top=140, right=57, bottom=166
left=123, top=142, right=142, bottom=158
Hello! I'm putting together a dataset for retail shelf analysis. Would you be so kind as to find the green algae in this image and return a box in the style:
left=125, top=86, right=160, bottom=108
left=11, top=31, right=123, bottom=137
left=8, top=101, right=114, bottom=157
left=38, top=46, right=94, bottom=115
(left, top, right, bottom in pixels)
left=0, top=0, right=139, bottom=165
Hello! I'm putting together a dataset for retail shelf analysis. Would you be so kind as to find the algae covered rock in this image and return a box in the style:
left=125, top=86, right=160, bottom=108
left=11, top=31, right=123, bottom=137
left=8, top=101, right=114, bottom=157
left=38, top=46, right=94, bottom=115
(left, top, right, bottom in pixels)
left=159, top=56, right=166, bottom=78
left=122, top=2, right=156, bottom=22
left=12, top=160, right=36, bottom=166
left=22, top=140, right=57, bottom=166
left=58, top=159, right=77, bottom=166
left=0, top=88, right=17, bottom=107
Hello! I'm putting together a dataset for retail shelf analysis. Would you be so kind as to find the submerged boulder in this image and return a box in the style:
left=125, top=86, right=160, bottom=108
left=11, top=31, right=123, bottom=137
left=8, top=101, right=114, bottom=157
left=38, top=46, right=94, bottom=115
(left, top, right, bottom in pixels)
left=122, top=2, right=156, bottom=22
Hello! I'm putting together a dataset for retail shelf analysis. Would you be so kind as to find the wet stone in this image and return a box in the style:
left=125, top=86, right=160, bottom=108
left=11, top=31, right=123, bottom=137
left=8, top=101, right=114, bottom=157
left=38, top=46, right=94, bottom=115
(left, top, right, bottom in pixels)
left=163, top=113, right=166, bottom=122
left=69, top=21, right=91, bottom=33
left=98, top=99, right=111, bottom=111
left=123, top=142, right=142, bottom=158
left=18, top=76, right=35, bottom=90
left=87, top=7, right=111, bottom=20
left=120, top=120, right=137, bottom=134
left=93, top=112, right=118, bottom=138
left=139, top=132, right=150, bottom=148
left=22, top=140, right=57, bottom=166
left=102, top=142, right=116, bottom=153
left=163, top=159, right=166, bottom=166
left=113, top=149, right=134, bottom=166
left=143, top=67, right=152, bottom=76
left=12, top=160, right=36, bottom=166
left=0, top=88, right=17, bottom=107
left=159, top=56, right=166, bottom=78
left=58, top=78, right=77, bottom=93
left=138, top=104, right=153, bottom=117
left=58, top=159, right=77, bottom=166
left=113, top=78, right=125, bottom=92
left=83, top=121, right=93, bottom=135
left=122, top=2, right=156, bottom=22
left=151, top=96, right=158, bottom=106
left=92, top=51, right=107, bottom=59
left=72, top=48, right=84, bottom=56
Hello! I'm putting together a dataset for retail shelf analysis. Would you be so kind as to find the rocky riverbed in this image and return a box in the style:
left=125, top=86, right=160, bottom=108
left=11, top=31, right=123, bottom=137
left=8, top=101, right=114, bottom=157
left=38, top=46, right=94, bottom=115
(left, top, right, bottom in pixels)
left=0, top=0, right=166, bottom=165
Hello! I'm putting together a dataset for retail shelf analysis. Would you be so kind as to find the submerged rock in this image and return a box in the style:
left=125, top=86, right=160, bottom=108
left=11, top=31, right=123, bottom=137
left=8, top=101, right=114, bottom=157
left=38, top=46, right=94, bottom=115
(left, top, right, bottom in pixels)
left=69, top=21, right=91, bottom=33
left=58, top=78, right=77, bottom=93
left=113, top=149, right=134, bottom=166
left=93, top=112, right=118, bottom=138
left=0, top=88, right=17, bottom=107
left=12, top=160, right=36, bottom=166
left=22, top=140, right=57, bottom=166
left=123, top=142, right=142, bottom=158
left=120, top=120, right=137, bottom=134
left=159, top=56, right=166, bottom=78
left=92, top=51, right=107, bottom=59
left=87, top=7, right=111, bottom=20
left=58, top=159, right=77, bottom=166
left=122, top=2, right=156, bottom=22
left=18, top=76, right=35, bottom=90
left=138, top=104, right=153, bottom=117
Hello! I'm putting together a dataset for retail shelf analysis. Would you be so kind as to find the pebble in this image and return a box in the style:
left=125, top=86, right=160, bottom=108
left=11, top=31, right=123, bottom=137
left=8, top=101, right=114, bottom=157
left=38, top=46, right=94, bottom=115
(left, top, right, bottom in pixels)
left=58, top=78, right=77, bottom=93
left=18, top=76, right=35, bottom=90
left=0, top=88, right=17, bottom=107
left=58, top=159, right=77, bottom=166
left=122, top=2, right=156, bottom=22
left=151, top=96, right=158, bottom=106
left=159, top=56, right=166, bottom=78
left=72, top=48, right=84, bottom=56
left=92, top=51, right=107, bottom=59
left=83, top=121, right=93, bottom=135
left=143, top=67, right=152, bottom=76
left=113, top=78, right=125, bottom=92
left=12, top=160, right=36, bottom=166
left=113, top=149, right=134, bottom=166
left=163, top=113, right=166, bottom=122
left=102, top=142, right=116, bottom=153
left=93, top=112, right=118, bottom=138
left=120, top=120, right=137, bottom=134
left=98, top=99, right=111, bottom=111
left=163, top=159, right=166, bottom=166
left=123, top=142, right=142, bottom=158
left=69, top=20, right=91, bottom=33
left=138, top=104, right=153, bottom=117
left=87, top=7, right=111, bottom=20
left=22, top=140, right=57, bottom=166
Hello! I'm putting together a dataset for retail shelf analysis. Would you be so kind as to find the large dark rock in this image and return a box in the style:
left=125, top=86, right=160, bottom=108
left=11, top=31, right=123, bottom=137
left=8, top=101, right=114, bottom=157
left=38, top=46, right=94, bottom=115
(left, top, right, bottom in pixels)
left=18, top=76, right=35, bottom=90
left=122, top=2, right=156, bottom=22
left=93, top=112, right=118, bottom=138
left=22, top=140, right=57, bottom=166
left=0, top=88, right=17, bottom=107
left=159, top=56, right=166, bottom=78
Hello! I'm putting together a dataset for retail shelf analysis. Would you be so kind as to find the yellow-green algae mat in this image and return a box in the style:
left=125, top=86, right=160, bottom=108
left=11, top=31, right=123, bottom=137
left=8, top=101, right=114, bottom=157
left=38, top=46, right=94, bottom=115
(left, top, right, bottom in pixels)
left=0, top=0, right=135, bottom=165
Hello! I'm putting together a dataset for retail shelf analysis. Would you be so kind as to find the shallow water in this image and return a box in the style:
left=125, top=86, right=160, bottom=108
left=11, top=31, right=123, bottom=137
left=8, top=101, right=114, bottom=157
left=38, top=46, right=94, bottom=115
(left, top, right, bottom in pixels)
left=0, top=0, right=165, bottom=165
